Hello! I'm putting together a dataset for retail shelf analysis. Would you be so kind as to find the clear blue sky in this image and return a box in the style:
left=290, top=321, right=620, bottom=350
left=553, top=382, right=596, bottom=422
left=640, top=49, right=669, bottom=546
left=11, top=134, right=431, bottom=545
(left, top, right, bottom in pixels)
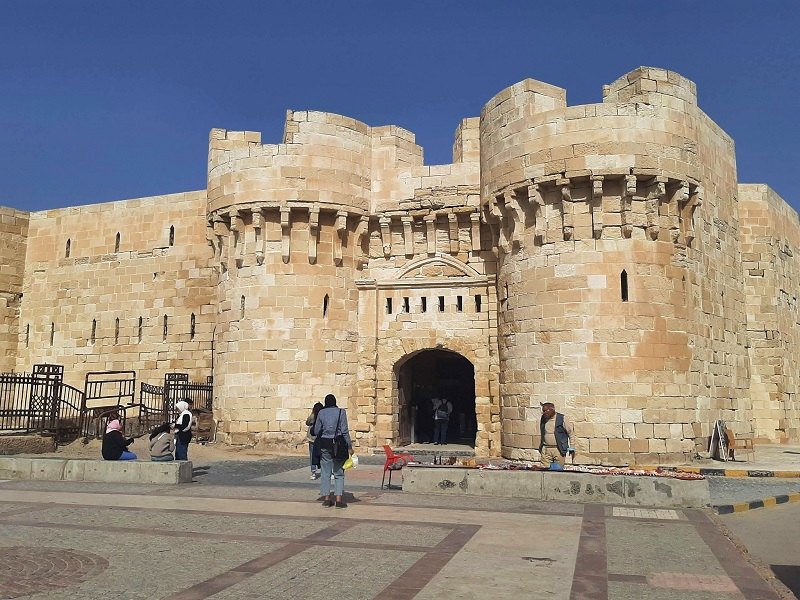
left=2, top=1, right=798, bottom=212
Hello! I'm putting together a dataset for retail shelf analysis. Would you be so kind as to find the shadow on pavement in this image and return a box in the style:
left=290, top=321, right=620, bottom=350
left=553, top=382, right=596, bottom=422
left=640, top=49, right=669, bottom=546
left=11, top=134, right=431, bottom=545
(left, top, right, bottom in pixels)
left=770, top=565, right=800, bottom=597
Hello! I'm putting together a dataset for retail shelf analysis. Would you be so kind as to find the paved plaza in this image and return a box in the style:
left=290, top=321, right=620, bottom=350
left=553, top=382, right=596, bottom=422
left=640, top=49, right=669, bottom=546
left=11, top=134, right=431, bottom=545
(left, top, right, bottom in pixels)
left=0, top=457, right=791, bottom=600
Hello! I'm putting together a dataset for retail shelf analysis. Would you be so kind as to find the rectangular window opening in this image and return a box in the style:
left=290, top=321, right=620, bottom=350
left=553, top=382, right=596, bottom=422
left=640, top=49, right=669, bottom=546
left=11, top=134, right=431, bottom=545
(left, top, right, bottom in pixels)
left=403, top=297, right=410, bottom=313
left=475, top=295, right=482, bottom=312
left=386, top=297, right=393, bottom=314
left=438, top=296, right=445, bottom=312
left=456, top=296, right=463, bottom=312
left=421, top=297, right=427, bottom=313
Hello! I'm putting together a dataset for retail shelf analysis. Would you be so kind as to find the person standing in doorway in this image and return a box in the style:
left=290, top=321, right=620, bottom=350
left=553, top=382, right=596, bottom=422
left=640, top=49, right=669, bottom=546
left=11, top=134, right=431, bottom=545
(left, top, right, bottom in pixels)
left=306, top=402, right=323, bottom=479
left=539, top=402, right=573, bottom=468
left=172, top=400, right=193, bottom=461
left=432, top=397, right=452, bottom=445
left=313, top=394, right=353, bottom=508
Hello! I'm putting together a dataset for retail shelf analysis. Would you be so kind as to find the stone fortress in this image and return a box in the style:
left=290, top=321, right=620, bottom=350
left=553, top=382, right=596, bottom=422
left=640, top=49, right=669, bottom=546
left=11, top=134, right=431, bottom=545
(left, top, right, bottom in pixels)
left=1, top=66, right=798, bottom=464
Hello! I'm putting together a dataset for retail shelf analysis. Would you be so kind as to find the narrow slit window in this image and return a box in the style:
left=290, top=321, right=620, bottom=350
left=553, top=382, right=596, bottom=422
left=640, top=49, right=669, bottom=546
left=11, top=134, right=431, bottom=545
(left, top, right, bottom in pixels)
left=403, top=297, right=410, bottom=313
left=138, top=317, right=143, bottom=343
left=65, top=239, right=71, bottom=258
left=475, top=295, right=482, bottom=312
left=114, top=318, right=120, bottom=344
left=438, top=296, right=445, bottom=312
left=91, top=319, right=96, bottom=344
left=456, top=296, right=463, bottom=312
left=386, top=297, right=393, bottom=314
left=621, top=270, right=629, bottom=302
left=50, top=322, right=54, bottom=346
left=115, top=232, right=121, bottom=253
left=163, top=315, right=168, bottom=340
left=421, top=297, right=427, bottom=313
left=169, top=225, right=175, bottom=247
left=240, top=296, right=245, bottom=319
left=323, top=294, right=329, bottom=318
left=190, top=313, right=196, bottom=339
left=25, top=324, right=30, bottom=348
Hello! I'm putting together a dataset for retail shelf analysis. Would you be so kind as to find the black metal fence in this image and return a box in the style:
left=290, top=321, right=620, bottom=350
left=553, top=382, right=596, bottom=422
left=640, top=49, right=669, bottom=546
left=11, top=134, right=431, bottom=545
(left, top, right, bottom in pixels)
left=0, top=367, right=214, bottom=445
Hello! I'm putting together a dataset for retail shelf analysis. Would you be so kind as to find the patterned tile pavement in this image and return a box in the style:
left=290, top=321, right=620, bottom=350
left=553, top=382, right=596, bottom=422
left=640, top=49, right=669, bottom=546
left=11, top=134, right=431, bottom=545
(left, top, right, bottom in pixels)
left=0, top=462, right=788, bottom=599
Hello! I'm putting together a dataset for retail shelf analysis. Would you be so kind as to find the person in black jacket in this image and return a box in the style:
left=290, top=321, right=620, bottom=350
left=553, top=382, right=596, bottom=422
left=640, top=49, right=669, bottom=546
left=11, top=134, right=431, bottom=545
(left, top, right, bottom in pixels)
left=102, top=419, right=137, bottom=461
left=172, top=400, right=193, bottom=460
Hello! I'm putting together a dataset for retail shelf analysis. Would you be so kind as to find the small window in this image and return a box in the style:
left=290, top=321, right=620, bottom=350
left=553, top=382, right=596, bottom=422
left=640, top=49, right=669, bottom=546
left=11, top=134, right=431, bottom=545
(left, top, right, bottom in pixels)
left=114, top=318, right=120, bottom=345
left=138, top=317, right=143, bottom=343
left=163, top=315, right=168, bottom=340
left=25, top=324, right=29, bottom=348
left=621, top=270, right=629, bottom=302
left=438, top=296, right=445, bottom=312
left=475, top=295, right=482, bottom=312
left=190, top=313, right=196, bottom=339
left=323, top=294, right=329, bottom=318
left=421, top=297, right=427, bottom=313
left=50, top=322, right=55, bottom=346
left=241, top=295, right=245, bottom=319
left=456, top=296, right=463, bottom=312
left=169, top=225, right=175, bottom=247
left=403, top=297, right=410, bottom=313
left=115, top=232, right=121, bottom=253
left=65, top=239, right=71, bottom=258
left=91, top=319, right=96, bottom=344
left=386, top=297, right=393, bottom=314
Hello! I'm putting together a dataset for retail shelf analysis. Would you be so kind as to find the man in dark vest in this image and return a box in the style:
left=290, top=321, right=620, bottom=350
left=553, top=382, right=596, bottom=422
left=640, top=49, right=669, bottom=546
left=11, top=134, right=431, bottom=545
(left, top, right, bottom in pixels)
left=539, top=402, right=573, bottom=467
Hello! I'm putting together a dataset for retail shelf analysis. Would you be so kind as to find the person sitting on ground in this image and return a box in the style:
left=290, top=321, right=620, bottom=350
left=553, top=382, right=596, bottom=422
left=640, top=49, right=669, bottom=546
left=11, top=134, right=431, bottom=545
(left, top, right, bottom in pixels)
left=539, top=402, right=573, bottom=468
left=102, top=419, right=137, bottom=461
left=172, top=400, right=193, bottom=461
left=149, top=422, right=175, bottom=462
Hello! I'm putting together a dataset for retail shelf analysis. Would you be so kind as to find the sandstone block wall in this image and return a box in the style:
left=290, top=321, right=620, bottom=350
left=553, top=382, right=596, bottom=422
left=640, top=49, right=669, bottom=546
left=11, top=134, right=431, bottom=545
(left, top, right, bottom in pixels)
left=17, top=191, right=214, bottom=390
left=739, top=184, right=800, bottom=443
left=481, top=67, right=749, bottom=464
left=0, top=208, right=29, bottom=373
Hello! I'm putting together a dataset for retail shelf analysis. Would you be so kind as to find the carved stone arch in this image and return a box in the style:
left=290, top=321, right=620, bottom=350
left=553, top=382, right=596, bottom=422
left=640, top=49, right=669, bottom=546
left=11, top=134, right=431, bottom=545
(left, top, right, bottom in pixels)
left=397, top=253, right=483, bottom=281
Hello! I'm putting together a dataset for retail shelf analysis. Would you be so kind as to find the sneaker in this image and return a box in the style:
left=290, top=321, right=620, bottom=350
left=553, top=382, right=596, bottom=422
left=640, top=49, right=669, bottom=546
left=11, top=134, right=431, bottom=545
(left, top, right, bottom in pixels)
left=314, top=472, right=320, bottom=479
left=322, top=498, right=334, bottom=507
left=335, top=501, right=348, bottom=509
left=310, top=473, right=317, bottom=480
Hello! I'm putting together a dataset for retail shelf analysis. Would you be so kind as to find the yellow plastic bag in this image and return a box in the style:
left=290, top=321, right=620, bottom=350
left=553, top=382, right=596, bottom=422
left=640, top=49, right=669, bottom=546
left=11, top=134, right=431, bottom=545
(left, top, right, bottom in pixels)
left=343, top=454, right=358, bottom=470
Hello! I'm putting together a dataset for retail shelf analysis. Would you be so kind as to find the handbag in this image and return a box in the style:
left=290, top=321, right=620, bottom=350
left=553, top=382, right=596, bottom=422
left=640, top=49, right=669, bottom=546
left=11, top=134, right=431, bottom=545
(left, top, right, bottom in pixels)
left=332, top=409, right=350, bottom=460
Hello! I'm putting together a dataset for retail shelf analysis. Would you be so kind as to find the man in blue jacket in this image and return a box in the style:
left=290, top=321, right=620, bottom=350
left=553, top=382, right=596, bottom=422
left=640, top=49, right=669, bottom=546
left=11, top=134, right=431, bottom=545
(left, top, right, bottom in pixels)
left=539, top=402, right=573, bottom=467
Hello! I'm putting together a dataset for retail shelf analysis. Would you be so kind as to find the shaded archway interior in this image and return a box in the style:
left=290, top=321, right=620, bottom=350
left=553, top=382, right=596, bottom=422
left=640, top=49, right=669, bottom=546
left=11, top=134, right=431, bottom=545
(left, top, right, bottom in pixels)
left=397, top=350, right=476, bottom=446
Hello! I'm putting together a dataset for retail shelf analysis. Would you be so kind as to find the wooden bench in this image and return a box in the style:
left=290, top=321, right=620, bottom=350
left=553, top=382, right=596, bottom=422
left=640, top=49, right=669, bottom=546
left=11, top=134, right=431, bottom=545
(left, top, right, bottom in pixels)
left=725, top=428, right=755, bottom=462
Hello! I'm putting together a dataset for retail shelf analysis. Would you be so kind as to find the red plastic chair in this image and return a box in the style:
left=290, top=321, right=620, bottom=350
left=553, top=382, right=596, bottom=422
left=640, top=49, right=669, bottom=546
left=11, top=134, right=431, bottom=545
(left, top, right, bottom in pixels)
left=382, top=445, right=414, bottom=489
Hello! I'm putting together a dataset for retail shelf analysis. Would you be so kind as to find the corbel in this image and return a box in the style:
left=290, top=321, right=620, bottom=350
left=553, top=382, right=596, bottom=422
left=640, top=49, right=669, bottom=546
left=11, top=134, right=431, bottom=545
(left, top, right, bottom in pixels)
left=684, top=184, right=703, bottom=247
left=529, top=183, right=545, bottom=244
left=251, top=208, right=264, bottom=266
left=481, top=203, right=501, bottom=258
left=228, top=209, right=244, bottom=268
left=424, top=214, right=437, bottom=255
left=401, top=216, right=414, bottom=257
left=672, top=181, right=690, bottom=244
left=645, top=176, right=667, bottom=240
left=355, top=215, right=370, bottom=267
left=500, top=192, right=520, bottom=250
left=591, top=175, right=604, bottom=239
left=448, top=212, right=459, bottom=253
left=558, top=178, right=573, bottom=241
left=308, top=206, right=320, bottom=264
left=379, top=216, right=392, bottom=258
left=622, top=174, right=637, bottom=239
left=334, top=210, right=348, bottom=266
left=212, top=215, right=230, bottom=273
left=280, top=206, right=291, bottom=264
left=470, top=211, right=481, bottom=252
left=205, top=222, right=217, bottom=258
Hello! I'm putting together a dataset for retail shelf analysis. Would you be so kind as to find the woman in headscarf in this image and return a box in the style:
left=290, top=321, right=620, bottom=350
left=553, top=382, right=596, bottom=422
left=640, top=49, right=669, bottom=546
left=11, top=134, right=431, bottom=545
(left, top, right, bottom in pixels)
left=312, top=394, right=353, bottom=508
left=101, top=419, right=137, bottom=461
left=173, top=400, right=193, bottom=461
left=305, top=402, right=324, bottom=479
left=149, top=422, right=175, bottom=461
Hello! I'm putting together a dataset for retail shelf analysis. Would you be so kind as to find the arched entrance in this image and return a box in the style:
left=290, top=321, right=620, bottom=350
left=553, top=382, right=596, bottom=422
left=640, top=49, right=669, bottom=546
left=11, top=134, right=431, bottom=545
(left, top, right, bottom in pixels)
left=396, top=350, right=476, bottom=446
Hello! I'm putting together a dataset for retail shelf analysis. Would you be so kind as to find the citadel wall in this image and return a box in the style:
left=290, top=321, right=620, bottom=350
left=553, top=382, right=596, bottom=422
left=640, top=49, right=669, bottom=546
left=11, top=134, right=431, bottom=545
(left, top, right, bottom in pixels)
left=480, top=67, right=749, bottom=463
left=17, top=191, right=214, bottom=389
left=739, top=184, right=800, bottom=443
left=0, top=207, right=29, bottom=373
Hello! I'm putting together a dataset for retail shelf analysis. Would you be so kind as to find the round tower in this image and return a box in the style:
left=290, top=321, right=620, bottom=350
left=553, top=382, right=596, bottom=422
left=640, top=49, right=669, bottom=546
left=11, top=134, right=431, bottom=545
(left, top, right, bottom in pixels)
left=481, top=68, right=749, bottom=464
left=206, top=111, right=370, bottom=447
